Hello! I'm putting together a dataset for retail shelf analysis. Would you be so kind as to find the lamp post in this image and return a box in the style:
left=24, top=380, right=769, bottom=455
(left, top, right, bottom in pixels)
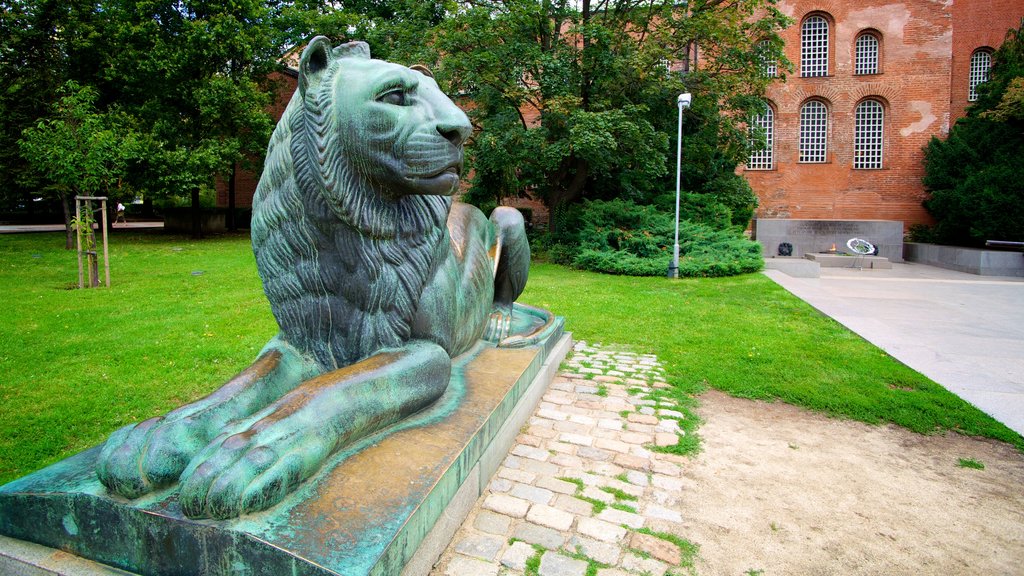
left=668, top=92, right=692, bottom=279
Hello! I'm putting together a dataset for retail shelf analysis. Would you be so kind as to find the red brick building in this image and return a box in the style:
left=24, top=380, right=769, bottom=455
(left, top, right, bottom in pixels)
left=744, top=0, right=1023, bottom=229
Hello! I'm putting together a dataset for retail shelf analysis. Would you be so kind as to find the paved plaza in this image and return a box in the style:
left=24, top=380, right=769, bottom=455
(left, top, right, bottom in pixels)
left=764, top=262, right=1024, bottom=436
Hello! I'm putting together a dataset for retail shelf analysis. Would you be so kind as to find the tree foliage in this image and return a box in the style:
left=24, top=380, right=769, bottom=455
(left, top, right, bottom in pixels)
left=922, top=23, right=1024, bottom=246
left=424, top=0, right=790, bottom=228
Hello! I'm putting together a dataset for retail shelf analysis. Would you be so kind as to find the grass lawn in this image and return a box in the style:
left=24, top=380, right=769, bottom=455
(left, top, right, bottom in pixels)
left=1, top=231, right=1020, bottom=485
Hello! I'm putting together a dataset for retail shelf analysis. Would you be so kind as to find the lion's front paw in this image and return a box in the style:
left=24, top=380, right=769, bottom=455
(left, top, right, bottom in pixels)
left=178, top=421, right=332, bottom=519
left=96, top=416, right=207, bottom=498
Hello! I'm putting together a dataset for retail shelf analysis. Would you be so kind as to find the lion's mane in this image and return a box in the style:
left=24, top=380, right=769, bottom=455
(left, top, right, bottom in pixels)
left=250, top=42, right=452, bottom=372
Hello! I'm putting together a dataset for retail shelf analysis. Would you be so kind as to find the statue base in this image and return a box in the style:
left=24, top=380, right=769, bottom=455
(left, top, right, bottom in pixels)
left=0, top=326, right=569, bottom=576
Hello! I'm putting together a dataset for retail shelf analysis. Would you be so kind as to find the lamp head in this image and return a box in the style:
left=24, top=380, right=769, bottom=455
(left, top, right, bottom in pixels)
left=678, top=93, right=692, bottom=109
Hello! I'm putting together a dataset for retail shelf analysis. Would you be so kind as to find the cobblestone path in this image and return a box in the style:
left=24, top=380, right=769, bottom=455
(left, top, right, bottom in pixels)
left=429, top=341, right=698, bottom=576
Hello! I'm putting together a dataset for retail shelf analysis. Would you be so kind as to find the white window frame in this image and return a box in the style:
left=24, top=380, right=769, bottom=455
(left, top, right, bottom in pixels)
left=747, top=104, right=774, bottom=170
left=758, top=40, right=777, bottom=78
left=855, top=33, right=879, bottom=75
left=969, top=49, right=992, bottom=101
left=801, top=15, right=829, bottom=77
left=799, top=100, right=828, bottom=163
left=854, top=99, right=884, bottom=169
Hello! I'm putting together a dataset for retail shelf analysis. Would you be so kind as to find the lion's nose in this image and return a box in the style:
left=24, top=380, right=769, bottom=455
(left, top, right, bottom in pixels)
left=437, top=117, right=472, bottom=148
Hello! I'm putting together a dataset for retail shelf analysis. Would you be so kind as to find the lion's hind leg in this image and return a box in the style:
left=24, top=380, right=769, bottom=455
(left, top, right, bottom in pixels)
left=484, top=207, right=530, bottom=343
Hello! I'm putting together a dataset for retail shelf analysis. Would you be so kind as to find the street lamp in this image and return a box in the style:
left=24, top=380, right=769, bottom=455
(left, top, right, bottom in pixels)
left=668, top=92, right=692, bottom=279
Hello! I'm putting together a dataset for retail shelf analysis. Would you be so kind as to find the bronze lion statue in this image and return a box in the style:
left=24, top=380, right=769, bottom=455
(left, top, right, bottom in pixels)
left=95, top=37, right=553, bottom=519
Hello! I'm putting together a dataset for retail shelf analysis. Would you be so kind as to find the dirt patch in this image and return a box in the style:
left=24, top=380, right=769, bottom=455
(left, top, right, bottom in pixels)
left=679, top=391, right=1024, bottom=576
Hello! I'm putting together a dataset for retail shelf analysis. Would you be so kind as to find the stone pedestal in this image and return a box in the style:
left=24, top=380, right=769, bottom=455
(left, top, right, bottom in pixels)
left=754, top=219, right=904, bottom=262
left=0, top=325, right=569, bottom=576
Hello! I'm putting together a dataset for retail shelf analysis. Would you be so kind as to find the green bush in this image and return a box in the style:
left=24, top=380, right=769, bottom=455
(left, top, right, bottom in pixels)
left=703, top=172, right=759, bottom=228
left=547, top=198, right=763, bottom=277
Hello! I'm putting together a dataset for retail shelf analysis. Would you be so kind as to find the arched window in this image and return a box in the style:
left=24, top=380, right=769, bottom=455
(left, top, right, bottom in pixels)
left=969, top=49, right=993, bottom=101
left=758, top=40, right=777, bottom=78
left=854, top=99, right=884, bottom=169
left=748, top=103, right=774, bottom=170
left=799, top=100, right=828, bottom=163
left=801, top=15, right=829, bottom=77
left=855, top=32, right=879, bottom=75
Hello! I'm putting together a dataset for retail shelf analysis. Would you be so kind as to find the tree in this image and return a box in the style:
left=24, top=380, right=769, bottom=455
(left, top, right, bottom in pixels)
left=0, top=0, right=111, bottom=213
left=922, top=23, right=1024, bottom=246
left=423, top=0, right=790, bottom=229
left=101, top=0, right=279, bottom=238
left=19, top=81, right=143, bottom=248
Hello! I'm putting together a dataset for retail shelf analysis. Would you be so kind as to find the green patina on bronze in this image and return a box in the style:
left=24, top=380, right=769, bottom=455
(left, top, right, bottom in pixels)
left=89, top=37, right=557, bottom=520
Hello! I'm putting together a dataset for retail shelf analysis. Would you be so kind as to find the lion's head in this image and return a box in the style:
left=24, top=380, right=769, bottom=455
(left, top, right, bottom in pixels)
left=250, top=39, right=474, bottom=369
left=255, top=37, right=472, bottom=241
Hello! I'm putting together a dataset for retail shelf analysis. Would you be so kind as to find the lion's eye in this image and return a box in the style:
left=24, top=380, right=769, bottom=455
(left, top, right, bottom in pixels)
left=379, top=90, right=408, bottom=106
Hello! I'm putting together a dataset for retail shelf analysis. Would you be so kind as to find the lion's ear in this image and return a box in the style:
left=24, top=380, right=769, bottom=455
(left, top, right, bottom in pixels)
left=334, top=41, right=370, bottom=60
left=299, top=36, right=335, bottom=97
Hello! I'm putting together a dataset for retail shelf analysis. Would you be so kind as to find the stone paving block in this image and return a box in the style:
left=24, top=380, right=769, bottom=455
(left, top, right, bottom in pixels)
left=553, top=421, right=590, bottom=434
left=581, top=486, right=614, bottom=503
left=575, top=384, right=600, bottom=394
left=488, top=477, right=512, bottom=493
left=519, top=458, right=560, bottom=477
left=638, top=406, right=656, bottom=416
left=595, top=568, right=632, bottom=576
left=445, top=554, right=500, bottom=576
left=554, top=494, right=593, bottom=516
left=503, top=455, right=524, bottom=469
left=656, top=420, right=680, bottom=433
left=559, top=433, right=593, bottom=447
left=537, top=408, right=569, bottom=421
left=518, top=434, right=544, bottom=447
left=544, top=391, right=575, bottom=405
left=618, top=432, right=653, bottom=445
left=623, top=470, right=649, bottom=487
left=596, top=507, right=644, bottom=529
left=569, top=535, right=621, bottom=565
left=550, top=453, right=584, bottom=468
left=548, top=441, right=576, bottom=455
left=628, top=532, right=681, bottom=565
left=658, top=409, right=684, bottom=418
left=526, top=504, right=575, bottom=531
left=539, top=551, right=588, bottom=576
left=529, top=425, right=559, bottom=439
left=501, top=541, right=537, bottom=571
left=596, top=418, right=623, bottom=431
left=592, top=375, right=622, bottom=383
left=655, top=432, right=678, bottom=447
left=454, top=534, right=504, bottom=561
left=474, top=510, right=512, bottom=535
left=591, top=428, right=621, bottom=441
left=576, top=399, right=606, bottom=410
left=651, top=474, right=684, bottom=491
left=649, top=460, right=680, bottom=478
left=576, top=446, right=613, bottom=461
left=510, top=483, right=555, bottom=505
left=613, top=453, right=650, bottom=472
left=629, top=446, right=654, bottom=459
left=537, top=476, right=578, bottom=495
left=513, top=521, right=567, bottom=549
left=594, top=438, right=630, bottom=454
left=513, top=444, right=552, bottom=462
left=483, top=493, right=530, bottom=518
left=498, top=467, right=537, bottom=484
left=588, top=462, right=624, bottom=478
left=568, top=414, right=597, bottom=426
left=643, top=503, right=683, bottom=523
left=576, top=517, right=627, bottom=543
left=619, top=552, right=668, bottom=576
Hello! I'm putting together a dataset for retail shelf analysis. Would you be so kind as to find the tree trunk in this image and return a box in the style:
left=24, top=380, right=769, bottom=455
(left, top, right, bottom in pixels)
left=61, top=194, right=74, bottom=250
left=227, top=164, right=237, bottom=232
left=191, top=187, right=202, bottom=239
